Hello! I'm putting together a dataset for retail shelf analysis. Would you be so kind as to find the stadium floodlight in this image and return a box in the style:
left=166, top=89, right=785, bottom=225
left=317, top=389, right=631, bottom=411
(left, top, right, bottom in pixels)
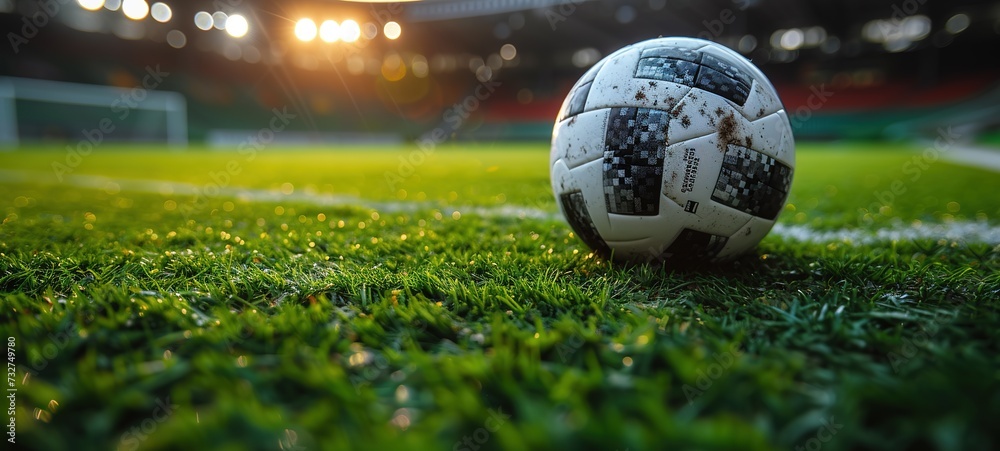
left=340, top=19, right=360, bottom=43
left=295, top=18, right=317, bottom=42
left=226, top=14, right=249, bottom=38
left=0, top=76, right=187, bottom=148
left=104, top=0, right=121, bottom=11
left=383, top=21, right=401, bottom=40
left=122, top=0, right=149, bottom=20
left=319, top=20, right=340, bottom=43
left=150, top=2, right=171, bottom=23
left=78, top=0, right=105, bottom=11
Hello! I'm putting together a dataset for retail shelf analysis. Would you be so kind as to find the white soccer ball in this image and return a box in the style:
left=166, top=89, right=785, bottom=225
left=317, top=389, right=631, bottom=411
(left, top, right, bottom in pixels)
left=550, top=37, right=795, bottom=263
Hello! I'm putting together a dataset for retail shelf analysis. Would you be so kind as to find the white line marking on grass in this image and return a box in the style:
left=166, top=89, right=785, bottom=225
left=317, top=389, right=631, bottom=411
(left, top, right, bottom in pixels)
left=770, top=222, right=1000, bottom=245
left=0, top=169, right=363, bottom=205
left=943, top=145, right=1000, bottom=173
left=3, top=170, right=999, bottom=245
left=0, top=169, right=559, bottom=220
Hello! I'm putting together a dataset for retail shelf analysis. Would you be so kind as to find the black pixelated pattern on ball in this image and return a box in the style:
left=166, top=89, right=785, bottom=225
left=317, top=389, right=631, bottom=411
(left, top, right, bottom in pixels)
left=603, top=107, right=669, bottom=216
left=659, top=229, right=729, bottom=261
left=559, top=58, right=606, bottom=121
left=712, top=144, right=793, bottom=220
left=565, top=81, right=593, bottom=119
left=635, top=46, right=753, bottom=106
left=635, top=58, right=699, bottom=86
left=559, top=191, right=612, bottom=256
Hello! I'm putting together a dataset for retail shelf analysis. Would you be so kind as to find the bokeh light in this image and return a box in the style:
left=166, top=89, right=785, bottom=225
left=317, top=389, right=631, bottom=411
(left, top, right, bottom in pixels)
left=194, top=11, right=212, bottom=30
left=486, top=53, right=503, bottom=70
left=946, top=13, right=971, bottom=34
left=212, top=11, right=228, bottom=30
left=381, top=53, right=406, bottom=81
left=500, top=43, right=517, bottom=60
left=150, top=2, right=171, bottom=23
left=738, top=35, right=757, bottom=53
left=242, top=46, right=261, bottom=63
left=122, top=0, right=149, bottom=20
left=517, top=88, right=534, bottom=104
left=295, top=18, right=317, bottom=42
left=319, top=20, right=340, bottom=43
left=226, top=14, right=249, bottom=38
left=615, top=5, right=636, bottom=24
left=475, top=65, right=492, bottom=82
left=166, top=29, right=186, bottom=48
left=77, top=0, right=105, bottom=11
left=384, top=21, right=401, bottom=40
left=780, top=29, right=805, bottom=50
left=411, top=54, right=428, bottom=78
left=340, top=20, right=361, bottom=43
left=222, top=42, right=241, bottom=61
left=362, top=22, right=378, bottom=40
left=346, top=54, right=365, bottom=75
left=571, top=48, right=601, bottom=68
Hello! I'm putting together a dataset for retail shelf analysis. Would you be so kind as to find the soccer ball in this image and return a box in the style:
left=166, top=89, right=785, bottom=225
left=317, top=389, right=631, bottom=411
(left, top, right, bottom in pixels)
left=550, top=37, right=795, bottom=263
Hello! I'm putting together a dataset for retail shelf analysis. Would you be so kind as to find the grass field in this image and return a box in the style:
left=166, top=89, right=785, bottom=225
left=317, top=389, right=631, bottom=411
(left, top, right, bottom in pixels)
left=2, top=142, right=999, bottom=451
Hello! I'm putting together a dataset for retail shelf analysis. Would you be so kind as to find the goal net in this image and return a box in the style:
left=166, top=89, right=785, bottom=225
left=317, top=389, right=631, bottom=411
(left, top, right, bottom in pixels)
left=0, top=76, right=187, bottom=148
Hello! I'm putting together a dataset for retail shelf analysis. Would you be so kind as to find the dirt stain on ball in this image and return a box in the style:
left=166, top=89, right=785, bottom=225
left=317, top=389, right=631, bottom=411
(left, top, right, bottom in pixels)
left=717, top=113, right=739, bottom=152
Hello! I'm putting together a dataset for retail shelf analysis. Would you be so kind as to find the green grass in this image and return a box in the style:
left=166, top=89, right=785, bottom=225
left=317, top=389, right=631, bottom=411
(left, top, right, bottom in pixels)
left=979, top=131, right=1000, bottom=147
left=1, top=143, right=999, bottom=451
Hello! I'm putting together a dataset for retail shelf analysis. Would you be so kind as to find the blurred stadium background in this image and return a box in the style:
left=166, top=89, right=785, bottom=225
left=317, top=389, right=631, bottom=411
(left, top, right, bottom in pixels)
left=1, top=0, right=999, bottom=148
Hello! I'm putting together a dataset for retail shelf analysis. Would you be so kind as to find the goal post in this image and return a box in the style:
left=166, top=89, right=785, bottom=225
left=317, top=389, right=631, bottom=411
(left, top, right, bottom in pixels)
left=0, top=76, right=187, bottom=148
